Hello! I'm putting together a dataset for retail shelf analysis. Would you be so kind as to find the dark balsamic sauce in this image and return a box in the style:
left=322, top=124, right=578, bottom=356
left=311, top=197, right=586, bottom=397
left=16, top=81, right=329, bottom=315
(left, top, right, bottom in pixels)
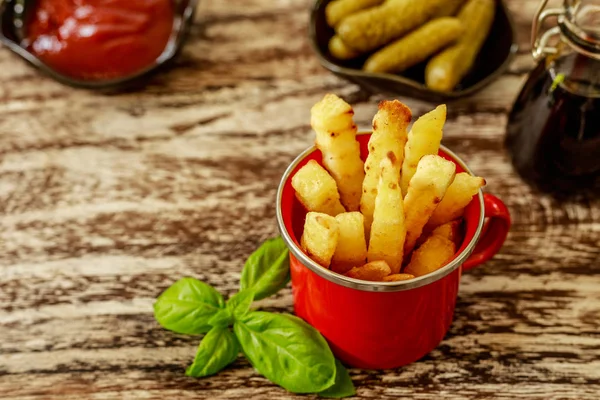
left=505, top=54, right=600, bottom=194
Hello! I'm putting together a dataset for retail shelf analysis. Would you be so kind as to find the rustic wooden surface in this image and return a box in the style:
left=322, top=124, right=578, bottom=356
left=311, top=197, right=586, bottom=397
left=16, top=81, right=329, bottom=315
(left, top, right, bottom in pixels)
left=1, top=0, right=599, bottom=399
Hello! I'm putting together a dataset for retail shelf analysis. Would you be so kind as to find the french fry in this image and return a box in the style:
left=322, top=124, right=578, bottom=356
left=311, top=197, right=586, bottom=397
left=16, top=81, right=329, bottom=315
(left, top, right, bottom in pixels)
left=345, top=260, right=391, bottom=281
left=430, top=220, right=464, bottom=247
left=295, top=97, right=487, bottom=284
left=291, top=160, right=346, bottom=216
left=301, top=212, right=339, bottom=268
left=403, top=155, right=456, bottom=257
left=426, top=172, right=486, bottom=229
left=311, top=94, right=365, bottom=212
left=382, top=273, right=415, bottom=282
left=404, top=235, right=456, bottom=277
left=331, top=212, right=368, bottom=274
left=416, top=219, right=463, bottom=248
left=367, top=155, right=406, bottom=274
left=360, top=100, right=411, bottom=238
left=400, top=105, right=446, bottom=196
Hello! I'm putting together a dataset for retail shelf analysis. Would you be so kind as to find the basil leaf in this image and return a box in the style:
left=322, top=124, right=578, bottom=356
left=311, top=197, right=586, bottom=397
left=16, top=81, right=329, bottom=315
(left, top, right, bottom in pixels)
left=186, top=327, right=239, bottom=378
left=240, top=237, right=290, bottom=300
left=234, top=311, right=335, bottom=393
left=153, top=278, right=225, bottom=335
left=319, top=359, right=356, bottom=398
left=208, top=308, right=233, bottom=328
left=226, top=289, right=254, bottom=320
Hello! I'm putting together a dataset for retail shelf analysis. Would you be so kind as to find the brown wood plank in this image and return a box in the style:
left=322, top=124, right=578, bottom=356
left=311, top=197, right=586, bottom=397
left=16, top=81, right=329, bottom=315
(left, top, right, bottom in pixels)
left=1, top=0, right=599, bottom=398
left=0, top=225, right=598, bottom=314
left=2, top=271, right=600, bottom=353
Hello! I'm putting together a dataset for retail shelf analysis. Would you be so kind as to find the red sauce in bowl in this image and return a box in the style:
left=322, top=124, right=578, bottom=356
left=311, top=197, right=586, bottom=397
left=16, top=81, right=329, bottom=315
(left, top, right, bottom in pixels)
left=26, top=0, right=175, bottom=81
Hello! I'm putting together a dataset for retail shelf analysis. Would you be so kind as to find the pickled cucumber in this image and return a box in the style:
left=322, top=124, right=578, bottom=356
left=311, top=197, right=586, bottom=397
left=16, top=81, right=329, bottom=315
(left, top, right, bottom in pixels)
left=363, top=17, right=464, bottom=74
left=326, top=0, right=385, bottom=28
left=425, top=0, right=495, bottom=91
left=434, top=0, right=467, bottom=17
left=329, top=35, right=362, bottom=60
left=336, top=0, right=448, bottom=53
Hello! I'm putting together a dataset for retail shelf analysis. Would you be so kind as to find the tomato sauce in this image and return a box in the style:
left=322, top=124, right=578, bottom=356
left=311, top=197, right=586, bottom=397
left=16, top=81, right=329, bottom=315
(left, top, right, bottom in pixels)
left=26, top=0, right=174, bottom=81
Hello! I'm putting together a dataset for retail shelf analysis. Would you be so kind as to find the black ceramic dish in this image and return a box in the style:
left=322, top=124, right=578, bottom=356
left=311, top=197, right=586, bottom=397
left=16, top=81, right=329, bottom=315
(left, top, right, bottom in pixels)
left=310, top=0, right=519, bottom=102
left=0, top=0, right=198, bottom=90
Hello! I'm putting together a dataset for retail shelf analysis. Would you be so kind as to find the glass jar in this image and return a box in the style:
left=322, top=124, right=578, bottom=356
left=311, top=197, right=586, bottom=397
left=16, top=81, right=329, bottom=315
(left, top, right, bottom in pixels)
left=505, top=0, right=600, bottom=194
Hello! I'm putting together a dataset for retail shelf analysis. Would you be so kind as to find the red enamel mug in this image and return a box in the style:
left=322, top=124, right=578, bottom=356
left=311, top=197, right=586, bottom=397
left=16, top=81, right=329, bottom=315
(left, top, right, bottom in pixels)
left=276, top=133, right=511, bottom=370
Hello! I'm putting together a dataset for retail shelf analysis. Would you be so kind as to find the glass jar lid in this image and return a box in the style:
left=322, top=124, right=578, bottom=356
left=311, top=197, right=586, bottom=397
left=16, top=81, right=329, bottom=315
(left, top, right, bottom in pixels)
left=563, top=0, right=600, bottom=56
left=532, top=0, right=600, bottom=60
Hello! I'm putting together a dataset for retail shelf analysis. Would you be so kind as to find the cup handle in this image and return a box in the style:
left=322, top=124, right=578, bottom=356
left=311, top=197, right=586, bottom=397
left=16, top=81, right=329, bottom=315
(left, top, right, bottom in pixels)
left=462, top=193, right=511, bottom=271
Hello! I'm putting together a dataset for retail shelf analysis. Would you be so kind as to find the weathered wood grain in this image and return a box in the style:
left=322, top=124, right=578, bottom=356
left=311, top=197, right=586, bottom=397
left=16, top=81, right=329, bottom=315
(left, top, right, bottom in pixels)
left=1, top=0, right=599, bottom=398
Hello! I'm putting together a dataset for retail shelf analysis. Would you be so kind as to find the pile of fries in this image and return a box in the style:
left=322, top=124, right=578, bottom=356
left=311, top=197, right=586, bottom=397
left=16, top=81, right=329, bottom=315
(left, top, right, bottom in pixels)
left=292, top=94, right=486, bottom=282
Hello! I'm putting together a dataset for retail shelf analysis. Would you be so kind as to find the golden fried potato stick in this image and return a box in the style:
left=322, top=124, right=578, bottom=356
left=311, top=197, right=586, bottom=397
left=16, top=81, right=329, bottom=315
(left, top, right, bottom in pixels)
left=382, top=273, right=415, bottom=282
left=403, top=155, right=456, bottom=257
left=404, top=235, right=456, bottom=277
left=416, top=219, right=463, bottom=248
left=400, top=105, right=446, bottom=196
left=426, top=172, right=486, bottom=229
left=430, top=220, right=464, bottom=246
left=311, top=94, right=365, bottom=212
left=367, top=155, right=406, bottom=274
left=292, top=160, right=346, bottom=216
left=331, top=212, right=368, bottom=274
left=301, top=212, right=339, bottom=268
left=345, top=260, right=391, bottom=281
left=360, top=100, right=411, bottom=238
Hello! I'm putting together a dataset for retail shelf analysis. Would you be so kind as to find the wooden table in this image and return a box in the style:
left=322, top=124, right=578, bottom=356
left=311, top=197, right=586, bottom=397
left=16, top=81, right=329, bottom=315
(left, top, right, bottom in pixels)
left=1, top=0, right=599, bottom=398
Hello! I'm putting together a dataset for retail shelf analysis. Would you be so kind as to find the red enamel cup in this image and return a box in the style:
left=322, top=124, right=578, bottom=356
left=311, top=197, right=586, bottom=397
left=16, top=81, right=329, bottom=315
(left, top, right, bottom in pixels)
left=276, top=133, right=511, bottom=370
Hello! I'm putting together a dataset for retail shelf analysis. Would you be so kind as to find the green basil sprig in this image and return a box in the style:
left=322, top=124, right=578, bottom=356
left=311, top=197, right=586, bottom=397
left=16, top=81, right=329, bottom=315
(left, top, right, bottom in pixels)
left=226, top=289, right=255, bottom=319
left=240, top=236, right=290, bottom=300
left=153, top=237, right=355, bottom=398
left=320, top=359, right=356, bottom=399
left=153, top=278, right=224, bottom=335
left=235, top=311, right=336, bottom=393
left=185, top=326, right=239, bottom=378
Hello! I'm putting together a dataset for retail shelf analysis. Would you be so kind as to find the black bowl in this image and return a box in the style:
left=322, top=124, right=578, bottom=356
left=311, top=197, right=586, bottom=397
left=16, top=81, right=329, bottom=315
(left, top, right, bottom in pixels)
left=309, top=0, right=519, bottom=102
left=0, top=0, right=198, bottom=90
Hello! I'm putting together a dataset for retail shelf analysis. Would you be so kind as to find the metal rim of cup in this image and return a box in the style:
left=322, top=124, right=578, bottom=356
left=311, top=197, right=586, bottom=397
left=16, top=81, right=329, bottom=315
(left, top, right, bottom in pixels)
left=276, top=132, right=485, bottom=293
